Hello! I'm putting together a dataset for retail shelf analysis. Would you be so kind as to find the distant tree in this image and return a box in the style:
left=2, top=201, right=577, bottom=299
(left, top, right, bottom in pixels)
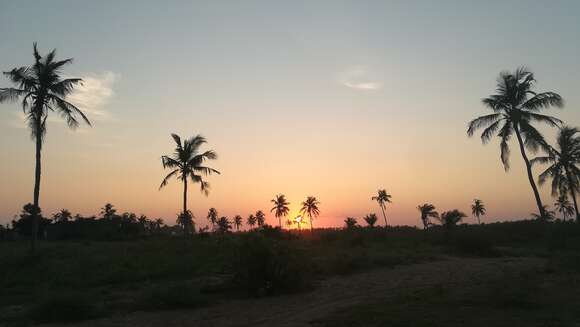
left=207, top=208, right=218, bottom=231
left=52, top=209, right=72, bottom=223
left=372, top=189, right=392, bottom=227
left=417, top=203, right=439, bottom=229
left=12, top=203, right=51, bottom=237
left=554, top=195, right=575, bottom=221
left=159, top=133, right=220, bottom=222
left=1, top=43, right=91, bottom=252
left=300, top=196, right=320, bottom=232
left=467, top=67, right=563, bottom=219
left=216, top=216, right=232, bottom=233
left=255, top=210, right=266, bottom=227
left=153, top=218, right=164, bottom=231
left=287, top=215, right=305, bottom=230
left=344, top=217, right=358, bottom=229
left=532, top=126, right=580, bottom=221
left=437, top=210, right=467, bottom=229
left=363, top=213, right=378, bottom=228
left=100, top=203, right=117, bottom=220
left=271, top=194, right=290, bottom=228
left=471, top=199, right=486, bottom=224
left=177, top=210, right=194, bottom=234
left=246, top=214, right=257, bottom=229
left=234, top=215, right=243, bottom=231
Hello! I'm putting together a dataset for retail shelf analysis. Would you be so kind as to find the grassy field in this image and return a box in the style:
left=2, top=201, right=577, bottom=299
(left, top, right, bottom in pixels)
left=1, top=221, right=579, bottom=326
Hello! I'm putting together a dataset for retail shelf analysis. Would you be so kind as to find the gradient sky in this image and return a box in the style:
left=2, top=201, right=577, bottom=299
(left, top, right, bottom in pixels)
left=1, top=1, right=580, bottom=228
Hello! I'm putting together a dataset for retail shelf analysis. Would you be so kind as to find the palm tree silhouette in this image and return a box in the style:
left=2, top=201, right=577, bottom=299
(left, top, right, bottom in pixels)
left=52, top=209, right=72, bottom=223
left=216, top=216, right=232, bottom=233
left=207, top=207, right=218, bottom=231
left=246, top=214, right=257, bottom=229
left=344, top=217, right=358, bottom=229
left=531, top=205, right=555, bottom=221
left=417, top=203, right=439, bottom=229
left=271, top=194, right=290, bottom=228
left=159, top=133, right=219, bottom=222
left=471, top=199, right=486, bottom=224
left=234, top=215, right=243, bottom=231
left=363, top=213, right=378, bottom=227
left=100, top=203, right=117, bottom=220
left=300, top=196, right=320, bottom=232
left=372, top=189, right=392, bottom=227
left=0, top=44, right=91, bottom=251
left=467, top=67, right=563, bottom=219
left=437, top=210, right=467, bottom=229
left=532, top=126, right=580, bottom=221
left=255, top=210, right=266, bottom=227
left=554, top=195, right=575, bottom=221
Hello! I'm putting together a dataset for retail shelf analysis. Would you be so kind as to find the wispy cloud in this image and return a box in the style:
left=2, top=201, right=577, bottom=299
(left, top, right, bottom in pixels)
left=338, top=66, right=382, bottom=91
left=68, top=71, right=120, bottom=120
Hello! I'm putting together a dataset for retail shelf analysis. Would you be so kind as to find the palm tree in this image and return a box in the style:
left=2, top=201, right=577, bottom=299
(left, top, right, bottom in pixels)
left=216, top=217, right=232, bottom=233
left=300, top=196, right=320, bottom=232
left=234, top=215, right=243, bottom=231
left=0, top=44, right=91, bottom=251
left=554, top=195, right=575, bottom=221
left=52, top=209, right=72, bottom=223
left=437, top=210, right=467, bottom=229
left=471, top=199, right=486, bottom=224
left=207, top=208, right=218, bottom=231
left=344, top=217, right=358, bottom=229
left=532, top=126, right=580, bottom=221
left=159, top=133, right=219, bottom=222
left=417, top=203, right=439, bottom=229
left=100, top=203, right=117, bottom=220
left=255, top=210, right=266, bottom=227
left=270, top=194, right=290, bottom=228
left=531, top=205, right=556, bottom=221
left=372, top=189, right=392, bottom=227
left=467, top=67, right=563, bottom=219
left=363, top=213, right=378, bottom=227
left=246, top=214, right=257, bottom=229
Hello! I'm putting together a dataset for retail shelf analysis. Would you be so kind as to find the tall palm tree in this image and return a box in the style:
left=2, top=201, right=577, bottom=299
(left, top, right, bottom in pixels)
left=300, top=196, right=320, bottom=232
left=159, top=133, right=219, bottom=221
left=467, top=67, right=563, bottom=219
left=207, top=207, right=218, bottom=231
left=234, top=215, right=243, bottom=231
left=417, top=203, right=439, bottom=229
left=246, top=214, right=257, bottom=229
left=255, top=210, right=266, bottom=227
left=372, top=189, right=392, bottom=227
left=270, top=194, right=290, bottom=228
left=554, top=195, right=575, bottom=221
left=0, top=44, right=91, bottom=251
left=532, top=126, right=580, bottom=221
left=471, top=199, right=486, bottom=224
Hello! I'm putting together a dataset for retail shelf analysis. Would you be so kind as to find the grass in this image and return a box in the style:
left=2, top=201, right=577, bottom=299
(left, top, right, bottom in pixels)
left=1, top=221, right=579, bottom=325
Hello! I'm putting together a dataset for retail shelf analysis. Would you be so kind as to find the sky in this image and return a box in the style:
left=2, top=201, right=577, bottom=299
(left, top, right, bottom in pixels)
left=1, top=1, right=580, bottom=228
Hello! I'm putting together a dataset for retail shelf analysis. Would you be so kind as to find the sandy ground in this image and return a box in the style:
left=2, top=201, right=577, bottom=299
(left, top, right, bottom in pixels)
left=57, top=257, right=543, bottom=327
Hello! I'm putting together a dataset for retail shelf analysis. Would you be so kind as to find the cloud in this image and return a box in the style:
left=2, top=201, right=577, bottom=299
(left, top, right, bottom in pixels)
left=338, top=66, right=382, bottom=91
left=67, top=71, right=120, bottom=120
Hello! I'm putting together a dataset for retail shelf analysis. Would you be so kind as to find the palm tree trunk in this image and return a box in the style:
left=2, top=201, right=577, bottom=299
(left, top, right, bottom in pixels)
left=514, top=126, right=545, bottom=218
left=310, top=214, right=313, bottom=232
left=380, top=205, right=387, bottom=227
left=565, top=169, right=580, bottom=222
left=182, top=175, right=189, bottom=234
left=476, top=213, right=481, bottom=225
left=32, top=126, right=42, bottom=253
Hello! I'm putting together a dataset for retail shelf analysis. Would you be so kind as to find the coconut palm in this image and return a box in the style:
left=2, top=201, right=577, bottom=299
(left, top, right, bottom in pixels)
left=300, top=196, right=320, bottom=232
left=532, top=126, right=580, bottom=221
left=531, top=205, right=555, bottom=221
left=344, top=217, right=358, bottom=229
left=216, top=216, right=232, bottom=233
left=417, top=203, right=439, bottom=229
left=246, top=214, right=257, bottom=229
left=255, top=210, right=266, bottom=227
left=437, top=210, right=467, bottom=229
left=0, top=44, right=91, bottom=251
left=372, top=189, right=392, bottom=226
left=554, top=195, right=575, bottom=221
left=207, top=207, right=218, bottom=231
left=271, top=194, right=290, bottom=228
left=52, top=209, right=72, bottom=223
left=234, top=215, right=243, bottom=231
left=363, top=213, right=378, bottom=227
left=159, top=133, right=219, bottom=221
left=467, top=67, right=563, bottom=219
left=471, top=199, right=486, bottom=224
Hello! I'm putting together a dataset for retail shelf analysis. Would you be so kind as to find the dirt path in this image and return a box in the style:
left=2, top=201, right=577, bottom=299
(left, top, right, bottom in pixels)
left=62, top=257, right=544, bottom=327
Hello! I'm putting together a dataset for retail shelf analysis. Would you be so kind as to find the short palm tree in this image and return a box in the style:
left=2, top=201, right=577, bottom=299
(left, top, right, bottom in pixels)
left=234, top=215, right=243, bottom=231
left=554, top=195, right=575, bottom=221
left=532, top=126, right=580, bottom=221
left=363, top=213, right=378, bottom=227
left=467, top=67, right=563, bottom=219
left=372, top=189, right=392, bottom=227
left=344, top=217, right=358, bottom=229
left=207, top=208, right=218, bottom=231
left=246, top=214, right=257, bottom=229
left=417, top=203, right=439, bottom=229
left=531, top=205, right=556, bottom=221
left=159, top=134, right=219, bottom=221
left=300, top=196, right=320, bottom=232
left=255, top=210, right=266, bottom=227
left=271, top=194, right=290, bottom=228
left=216, top=217, right=231, bottom=233
left=0, top=44, right=91, bottom=251
left=471, top=199, right=486, bottom=224
left=438, top=210, right=467, bottom=229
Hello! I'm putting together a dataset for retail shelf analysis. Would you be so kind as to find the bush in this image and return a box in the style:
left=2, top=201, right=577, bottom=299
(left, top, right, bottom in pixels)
left=134, top=282, right=209, bottom=311
left=448, top=234, right=500, bottom=257
left=29, top=292, right=101, bottom=323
